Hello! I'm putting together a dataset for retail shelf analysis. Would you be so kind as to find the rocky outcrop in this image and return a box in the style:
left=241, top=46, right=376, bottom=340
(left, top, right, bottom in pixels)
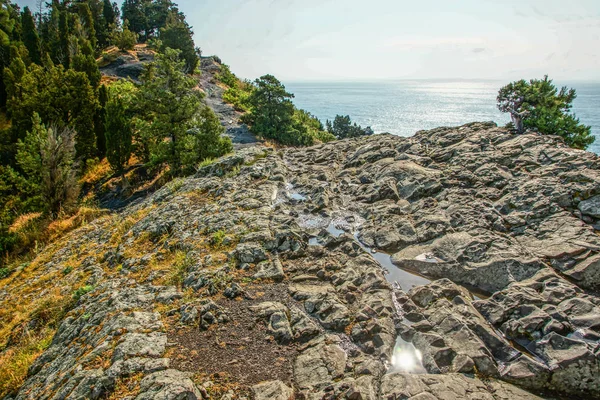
left=4, top=122, right=600, bottom=399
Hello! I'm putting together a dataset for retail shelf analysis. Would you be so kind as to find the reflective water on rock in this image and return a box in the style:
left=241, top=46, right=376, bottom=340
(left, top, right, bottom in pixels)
left=353, top=235, right=432, bottom=292
left=388, top=336, right=427, bottom=374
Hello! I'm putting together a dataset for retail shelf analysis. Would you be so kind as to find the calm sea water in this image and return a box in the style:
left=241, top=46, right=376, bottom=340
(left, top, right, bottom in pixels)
left=285, top=80, right=600, bottom=155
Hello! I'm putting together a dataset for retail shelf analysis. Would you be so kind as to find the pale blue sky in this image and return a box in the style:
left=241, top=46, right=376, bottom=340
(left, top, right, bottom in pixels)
left=15, top=0, right=600, bottom=81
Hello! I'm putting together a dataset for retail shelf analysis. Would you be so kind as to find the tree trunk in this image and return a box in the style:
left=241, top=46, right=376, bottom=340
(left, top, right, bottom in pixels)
left=512, top=114, right=524, bottom=134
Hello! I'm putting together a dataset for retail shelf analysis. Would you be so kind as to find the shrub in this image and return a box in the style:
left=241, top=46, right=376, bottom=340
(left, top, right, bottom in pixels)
left=111, top=23, right=138, bottom=51
left=497, top=76, right=595, bottom=150
left=72, top=285, right=94, bottom=301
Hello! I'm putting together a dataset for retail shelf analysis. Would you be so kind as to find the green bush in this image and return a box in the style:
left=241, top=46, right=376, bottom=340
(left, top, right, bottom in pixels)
left=111, top=24, right=138, bottom=51
left=72, top=285, right=94, bottom=301
left=497, top=76, right=595, bottom=150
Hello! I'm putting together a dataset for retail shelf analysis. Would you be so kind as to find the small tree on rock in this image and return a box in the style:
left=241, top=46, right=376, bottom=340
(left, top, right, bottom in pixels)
left=497, top=76, right=595, bottom=150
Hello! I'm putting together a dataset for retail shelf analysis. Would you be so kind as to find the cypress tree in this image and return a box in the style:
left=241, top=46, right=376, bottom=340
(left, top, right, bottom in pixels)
left=21, top=6, right=41, bottom=65
left=95, top=84, right=108, bottom=157
left=103, top=0, right=116, bottom=28
left=105, top=93, right=132, bottom=173
left=78, top=3, right=96, bottom=50
left=58, top=10, right=70, bottom=66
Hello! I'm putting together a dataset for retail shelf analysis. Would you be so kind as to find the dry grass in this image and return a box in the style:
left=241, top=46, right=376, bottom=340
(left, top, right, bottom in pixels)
left=9, top=213, right=44, bottom=234
left=47, top=206, right=108, bottom=242
left=0, top=327, right=54, bottom=398
left=80, top=158, right=112, bottom=186
left=0, top=287, right=74, bottom=398
left=107, top=373, right=144, bottom=400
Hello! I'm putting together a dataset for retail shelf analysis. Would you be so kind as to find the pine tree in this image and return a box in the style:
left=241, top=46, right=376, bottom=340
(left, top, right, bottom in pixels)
left=247, top=75, right=296, bottom=143
left=194, top=106, right=232, bottom=162
left=159, top=11, right=198, bottom=73
left=16, top=113, right=79, bottom=215
left=6, top=63, right=98, bottom=160
left=58, top=10, right=70, bottom=66
left=95, top=84, right=108, bottom=157
left=21, top=6, right=41, bottom=65
left=122, top=0, right=149, bottom=40
left=77, top=2, right=97, bottom=50
left=72, top=39, right=101, bottom=89
left=105, top=92, right=132, bottom=173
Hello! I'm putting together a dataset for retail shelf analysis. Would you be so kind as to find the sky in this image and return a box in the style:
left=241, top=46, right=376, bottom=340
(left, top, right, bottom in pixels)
left=14, top=0, right=600, bottom=81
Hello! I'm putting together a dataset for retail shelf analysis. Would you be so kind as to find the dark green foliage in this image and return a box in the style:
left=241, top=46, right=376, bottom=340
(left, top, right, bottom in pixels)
left=16, top=113, right=79, bottom=216
left=122, top=0, right=176, bottom=42
left=95, top=84, right=108, bottom=157
left=21, top=7, right=41, bottom=65
left=137, top=48, right=230, bottom=174
left=498, top=76, right=595, bottom=150
left=246, top=74, right=334, bottom=146
left=194, top=106, right=233, bottom=161
left=105, top=86, right=132, bottom=173
left=58, top=10, right=69, bottom=66
left=247, top=74, right=296, bottom=143
left=72, top=49, right=101, bottom=89
left=77, top=3, right=96, bottom=50
left=110, top=21, right=138, bottom=50
left=121, top=0, right=148, bottom=39
left=326, top=115, right=373, bottom=139
left=217, top=63, right=239, bottom=88
left=0, top=1, right=18, bottom=107
left=159, top=11, right=198, bottom=73
left=103, top=0, right=117, bottom=27
left=99, top=0, right=117, bottom=48
left=5, top=63, right=98, bottom=160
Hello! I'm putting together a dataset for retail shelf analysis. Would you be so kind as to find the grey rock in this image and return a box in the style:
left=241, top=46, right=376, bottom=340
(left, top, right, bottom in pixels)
left=252, top=380, right=293, bottom=400
left=578, top=195, right=600, bottom=218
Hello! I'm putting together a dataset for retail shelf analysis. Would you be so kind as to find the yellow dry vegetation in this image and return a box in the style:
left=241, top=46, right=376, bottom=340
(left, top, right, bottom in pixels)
left=80, top=158, right=112, bottom=186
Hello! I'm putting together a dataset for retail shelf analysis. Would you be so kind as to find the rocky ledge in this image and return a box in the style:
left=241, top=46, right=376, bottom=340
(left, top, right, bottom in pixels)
left=4, top=122, right=600, bottom=400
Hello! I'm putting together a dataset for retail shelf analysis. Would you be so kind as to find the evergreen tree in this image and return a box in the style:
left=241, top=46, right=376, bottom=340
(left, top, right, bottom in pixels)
left=137, top=48, right=202, bottom=173
left=95, top=84, right=108, bottom=157
left=159, top=10, right=198, bottom=73
left=105, top=90, right=132, bottom=173
left=6, top=63, right=98, bottom=160
left=103, top=0, right=116, bottom=27
left=72, top=39, right=101, bottom=89
left=77, top=2, right=96, bottom=50
left=58, top=10, right=70, bottom=66
left=326, top=115, right=373, bottom=139
left=16, top=113, right=79, bottom=215
left=121, top=0, right=149, bottom=40
left=247, top=75, right=296, bottom=143
left=21, top=6, right=41, bottom=65
left=0, top=0, right=17, bottom=107
left=110, top=20, right=137, bottom=50
left=194, top=106, right=232, bottom=162
left=100, top=0, right=117, bottom=47
left=498, top=76, right=595, bottom=150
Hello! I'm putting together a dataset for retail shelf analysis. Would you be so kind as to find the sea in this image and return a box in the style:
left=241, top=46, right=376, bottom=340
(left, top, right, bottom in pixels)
left=285, top=80, right=600, bottom=155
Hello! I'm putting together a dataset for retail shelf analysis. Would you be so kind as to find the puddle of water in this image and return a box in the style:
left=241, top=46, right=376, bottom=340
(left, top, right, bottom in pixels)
left=353, top=234, right=432, bottom=292
left=388, top=336, right=427, bottom=374
left=286, top=182, right=307, bottom=202
left=290, top=192, right=307, bottom=201
left=326, top=221, right=346, bottom=237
